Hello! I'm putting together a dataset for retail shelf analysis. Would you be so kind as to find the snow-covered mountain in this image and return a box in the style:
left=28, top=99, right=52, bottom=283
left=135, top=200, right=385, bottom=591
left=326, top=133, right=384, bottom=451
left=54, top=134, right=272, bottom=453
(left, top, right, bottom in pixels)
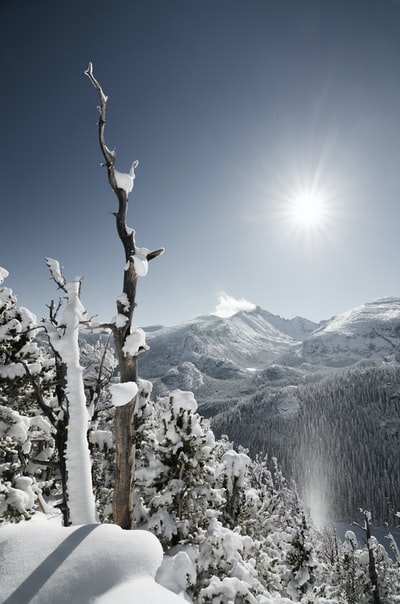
left=140, top=297, right=400, bottom=404
left=141, top=307, right=317, bottom=377
left=88, top=297, right=400, bottom=524
left=297, top=297, right=400, bottom=367
left=139, top=307, right=320, bottom=408
left=79, top=296, right=400, bottom=526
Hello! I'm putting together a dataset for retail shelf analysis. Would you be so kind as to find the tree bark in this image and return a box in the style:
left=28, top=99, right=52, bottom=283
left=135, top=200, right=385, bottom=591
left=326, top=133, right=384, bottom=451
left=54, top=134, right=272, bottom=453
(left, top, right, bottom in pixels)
left=363, top=511, right=381, bottom=604
left=85, top=63, right=163, bottom=529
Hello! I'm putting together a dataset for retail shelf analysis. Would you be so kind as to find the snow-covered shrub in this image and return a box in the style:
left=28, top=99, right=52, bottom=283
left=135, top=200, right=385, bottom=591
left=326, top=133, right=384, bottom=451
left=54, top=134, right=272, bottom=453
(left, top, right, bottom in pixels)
left=333, top=523, right=400, bottom=604
left=135, top=386, right=334, bottom=602
left=135, top=389, right=224, bottom=548
left=194, top=518, right=264, bottom=602
left=0, top=272, right=57, bottom=521
left=0, top=277, right=52, bottom=414
left=0, top=267, right=117, bottom=524
left=80, top=330, right=117, bottom=522
left=0, top=402, right=55, bottom=522
left=89, top=401, right=115, bottom=523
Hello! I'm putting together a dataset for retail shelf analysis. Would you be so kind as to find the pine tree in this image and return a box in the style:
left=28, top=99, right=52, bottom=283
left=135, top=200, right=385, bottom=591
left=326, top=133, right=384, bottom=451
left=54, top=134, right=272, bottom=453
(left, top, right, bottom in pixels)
left=0, top=269, right=54, bottom=521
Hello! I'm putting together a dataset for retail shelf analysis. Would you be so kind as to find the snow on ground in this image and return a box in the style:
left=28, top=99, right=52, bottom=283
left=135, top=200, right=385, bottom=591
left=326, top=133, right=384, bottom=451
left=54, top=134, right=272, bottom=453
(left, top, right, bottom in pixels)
left=0, top=517, right=184, bottom=603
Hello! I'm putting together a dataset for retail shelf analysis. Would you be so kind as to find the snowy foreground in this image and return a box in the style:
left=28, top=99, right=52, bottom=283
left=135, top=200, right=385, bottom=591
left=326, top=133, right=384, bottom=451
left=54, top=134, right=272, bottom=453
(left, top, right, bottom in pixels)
left=0, top=516, right=313, bottom=604
left=0, top=518, right=184, bottom=604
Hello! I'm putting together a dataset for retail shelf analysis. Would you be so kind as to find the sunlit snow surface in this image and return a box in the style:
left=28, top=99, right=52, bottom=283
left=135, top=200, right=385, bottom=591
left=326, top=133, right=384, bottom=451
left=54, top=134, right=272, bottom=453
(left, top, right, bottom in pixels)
left=0, top=518, right=183, bottom=603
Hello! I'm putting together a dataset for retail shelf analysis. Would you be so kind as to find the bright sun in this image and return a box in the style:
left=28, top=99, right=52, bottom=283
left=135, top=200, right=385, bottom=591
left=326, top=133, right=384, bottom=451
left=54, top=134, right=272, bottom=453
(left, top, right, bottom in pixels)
left=288, top=190, right=326, bottom=228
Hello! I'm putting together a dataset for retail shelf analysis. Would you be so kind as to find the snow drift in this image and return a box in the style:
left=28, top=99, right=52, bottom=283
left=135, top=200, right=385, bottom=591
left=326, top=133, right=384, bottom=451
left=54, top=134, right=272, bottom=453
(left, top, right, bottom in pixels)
left=0, top=521, right=183, bottom=603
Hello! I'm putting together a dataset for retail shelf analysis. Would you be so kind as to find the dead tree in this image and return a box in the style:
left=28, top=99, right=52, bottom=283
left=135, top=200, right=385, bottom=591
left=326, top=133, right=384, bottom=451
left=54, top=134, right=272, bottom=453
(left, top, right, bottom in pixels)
left=85, top=63, right=163, bottom=529
left=354, top=510, right=381, bottom=604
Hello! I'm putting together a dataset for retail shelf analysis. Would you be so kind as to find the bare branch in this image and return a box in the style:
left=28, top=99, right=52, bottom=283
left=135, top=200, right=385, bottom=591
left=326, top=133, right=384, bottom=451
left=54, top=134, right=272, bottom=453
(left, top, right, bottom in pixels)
left=84, top=63, right=117, bottom=180
left=147, top=248, right=165, bottom=261
left=20, top=360, right=58, bottom=428
left=84, top=62, right=108, bottom=107
left=45, top=298, right=63, bottom=325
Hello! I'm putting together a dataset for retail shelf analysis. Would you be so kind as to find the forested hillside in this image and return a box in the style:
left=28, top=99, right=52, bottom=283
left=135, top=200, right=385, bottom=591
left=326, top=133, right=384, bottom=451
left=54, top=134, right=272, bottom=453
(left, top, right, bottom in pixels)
left=212, top=364, right=400, bottom=526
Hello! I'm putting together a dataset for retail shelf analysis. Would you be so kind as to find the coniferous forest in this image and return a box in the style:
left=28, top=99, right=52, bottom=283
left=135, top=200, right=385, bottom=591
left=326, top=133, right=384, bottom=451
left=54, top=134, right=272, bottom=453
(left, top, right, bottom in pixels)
left=212, top=365, right=400, bottom=528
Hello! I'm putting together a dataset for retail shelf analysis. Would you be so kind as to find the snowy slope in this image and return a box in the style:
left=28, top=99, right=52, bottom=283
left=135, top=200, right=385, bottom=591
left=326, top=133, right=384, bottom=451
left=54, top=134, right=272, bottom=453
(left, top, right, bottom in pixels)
left=251, top=307, right=318, bottom=341
left=293, top=297, right=400, bottom=367
left=141, top=308, right=317, bottom=379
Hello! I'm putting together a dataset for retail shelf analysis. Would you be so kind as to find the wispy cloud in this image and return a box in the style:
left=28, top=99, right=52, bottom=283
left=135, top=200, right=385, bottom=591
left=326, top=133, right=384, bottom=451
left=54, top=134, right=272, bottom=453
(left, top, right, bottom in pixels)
left=212, top=292, right=256, bottom=318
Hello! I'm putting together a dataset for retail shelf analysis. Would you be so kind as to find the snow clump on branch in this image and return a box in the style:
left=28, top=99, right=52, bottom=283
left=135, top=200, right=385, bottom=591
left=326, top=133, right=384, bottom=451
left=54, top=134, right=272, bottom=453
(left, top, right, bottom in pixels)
left=0, top=267, right=9, bottom=284
left=132, top=247, right=150, bottom=277
left=122, top=327, right=148, bottom=356
left=114, top=160, right=139, bottom=195
left=109, top=381, right=138, bottom=407
left=169, top=389, right=198, bottom=413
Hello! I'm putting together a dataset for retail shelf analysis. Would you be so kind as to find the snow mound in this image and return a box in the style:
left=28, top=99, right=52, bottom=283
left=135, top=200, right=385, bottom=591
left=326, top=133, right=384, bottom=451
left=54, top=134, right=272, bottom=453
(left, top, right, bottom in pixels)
left=0, top=521, right=183, bottom=603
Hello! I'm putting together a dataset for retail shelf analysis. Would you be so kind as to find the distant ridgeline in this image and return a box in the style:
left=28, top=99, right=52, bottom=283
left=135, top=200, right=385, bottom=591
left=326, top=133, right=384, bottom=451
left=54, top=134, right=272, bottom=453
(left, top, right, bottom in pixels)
left=140, top=298, right=400, bottom=526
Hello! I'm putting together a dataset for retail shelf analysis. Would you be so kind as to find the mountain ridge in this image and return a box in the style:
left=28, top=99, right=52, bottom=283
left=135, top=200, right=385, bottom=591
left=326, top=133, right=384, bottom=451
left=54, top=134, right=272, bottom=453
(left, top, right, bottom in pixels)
left=140, top=296, right=400, bottom=381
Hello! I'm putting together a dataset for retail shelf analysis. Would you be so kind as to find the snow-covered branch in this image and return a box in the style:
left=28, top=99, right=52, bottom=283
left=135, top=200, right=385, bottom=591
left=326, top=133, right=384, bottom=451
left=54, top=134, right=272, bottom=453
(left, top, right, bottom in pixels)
left=45, top=257, right=66, bottom=291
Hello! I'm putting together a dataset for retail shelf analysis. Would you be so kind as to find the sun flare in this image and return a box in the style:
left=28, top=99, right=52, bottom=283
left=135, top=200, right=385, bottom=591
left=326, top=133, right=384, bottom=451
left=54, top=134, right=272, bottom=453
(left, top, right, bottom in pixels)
left=289, top=191, right=326, bottom=228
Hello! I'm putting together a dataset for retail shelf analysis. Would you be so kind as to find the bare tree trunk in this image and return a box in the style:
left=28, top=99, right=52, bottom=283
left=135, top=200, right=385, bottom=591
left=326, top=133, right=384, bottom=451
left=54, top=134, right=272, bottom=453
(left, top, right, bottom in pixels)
left=363, top=511, right=381, bottom=604
left=85, top=63, right=163, bottom=529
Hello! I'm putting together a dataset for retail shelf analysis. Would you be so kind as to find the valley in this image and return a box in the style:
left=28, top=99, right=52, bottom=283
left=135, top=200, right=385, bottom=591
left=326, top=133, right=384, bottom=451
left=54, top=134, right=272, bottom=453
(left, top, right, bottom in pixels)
left=139, top=298, right=400, bottom=526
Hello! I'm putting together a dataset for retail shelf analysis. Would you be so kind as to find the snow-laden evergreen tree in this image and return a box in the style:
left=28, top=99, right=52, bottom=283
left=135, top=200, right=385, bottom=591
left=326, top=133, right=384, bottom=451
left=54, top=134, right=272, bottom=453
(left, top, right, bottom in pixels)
left=332, top=511, right=400, bottom=604
left=0, top=268, right=54, bottom=522
left=83, top=331, right=117, bottom=521
left=135, top=388, right=224, bottom=547
left=133, top=385, right=340, bottom=603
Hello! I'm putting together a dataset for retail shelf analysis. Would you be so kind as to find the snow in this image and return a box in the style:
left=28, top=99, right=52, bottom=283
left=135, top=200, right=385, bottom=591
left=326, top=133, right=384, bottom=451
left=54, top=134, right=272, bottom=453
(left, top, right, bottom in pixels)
left=0, top=520, right=184, bottom=603
left=19, top=306, right=38, bottom=331
left=222, top=449, right=251, bottom=492
left=200, top=576, right=258, bottom=603
left=213, top=291, right=256, bottom=318
left=109, top=381, right=138, bottom=406
left=122, top=327, right=148, bottom=356
left=0, top=266, right=9, bottom=284
left=45, top=271, right=96, bottom=525
left=45, top=257, right=65, bottom=286
left=141, top=309, right=302, bottom=381
left=2, top=477, right=37, bottom=516
left=156, top=551, right=196, bottom=597
left=300, top=297, right=400, bottom=367
left=132, top=246, right=150, bottom=277
left=0, top=362, right=26, bottom=379
left=169, top=389, right=198, bottom=413
left=89, top=429, right=113, bottom=450
left=116, top=292, right=130, bottom=311
left=0, top=405, right=29, bottom=441
left=112, top=313, right=129, bottom=328
left=114, top=160, right=138, bottom=195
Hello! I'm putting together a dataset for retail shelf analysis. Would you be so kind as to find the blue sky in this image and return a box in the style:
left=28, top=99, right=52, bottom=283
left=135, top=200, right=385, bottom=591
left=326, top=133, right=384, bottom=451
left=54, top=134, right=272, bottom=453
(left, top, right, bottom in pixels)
left=2, top=0, right=400, bottom=326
